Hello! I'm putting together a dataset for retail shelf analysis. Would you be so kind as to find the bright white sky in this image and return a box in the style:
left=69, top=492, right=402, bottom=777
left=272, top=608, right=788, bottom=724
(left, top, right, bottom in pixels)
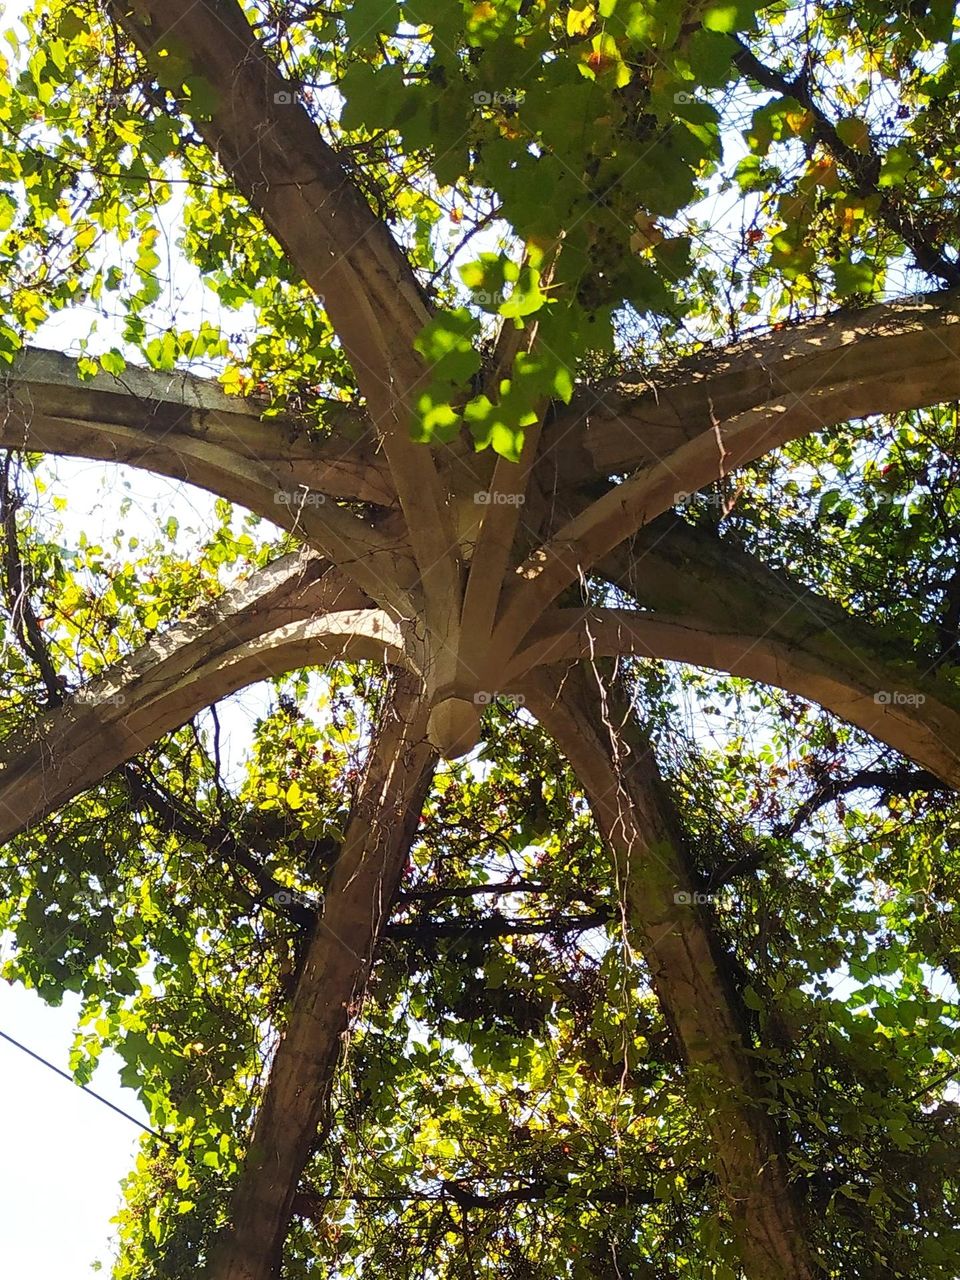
left=0, top=983, right=145, bottom=1276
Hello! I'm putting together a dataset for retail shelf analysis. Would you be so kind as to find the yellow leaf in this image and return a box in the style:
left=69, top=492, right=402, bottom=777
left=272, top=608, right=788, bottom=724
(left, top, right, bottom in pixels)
left=785, top=108, right=814, bottom=137
left=567, top=4, right=595, bottom=36
left=218, top=366, right=245, bottom=396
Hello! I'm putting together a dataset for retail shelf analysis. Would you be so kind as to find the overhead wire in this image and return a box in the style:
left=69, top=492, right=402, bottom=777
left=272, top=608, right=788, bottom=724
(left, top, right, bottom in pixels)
left=0, top=1025, right=171, bottom=1143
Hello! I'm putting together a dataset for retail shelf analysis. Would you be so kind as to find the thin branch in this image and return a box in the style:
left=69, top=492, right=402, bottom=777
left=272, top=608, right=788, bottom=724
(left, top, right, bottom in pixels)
left=775, top=765, right=949, bottom=837
left=293, top=1174, right=677, bottom=1216
left=121, top=762, right=321, bottom=928
left=386, top=910, right=610, bottom=941
left=395, top=880, right=555, bottom=903
left=0, top=456, right=65, bottom=705
left=934, top=561, right=960, bottom=669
